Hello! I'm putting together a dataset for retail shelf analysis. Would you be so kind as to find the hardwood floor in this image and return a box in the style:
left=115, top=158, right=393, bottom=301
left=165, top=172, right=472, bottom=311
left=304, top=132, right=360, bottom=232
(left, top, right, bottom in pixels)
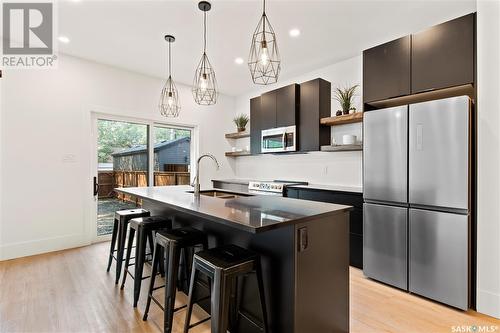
left=0, top=242, right=498, bottom=332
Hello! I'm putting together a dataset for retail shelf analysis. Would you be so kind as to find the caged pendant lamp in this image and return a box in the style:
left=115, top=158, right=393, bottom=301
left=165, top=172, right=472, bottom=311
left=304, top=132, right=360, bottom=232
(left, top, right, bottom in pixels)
left=192, top=1, right=217, bottom=105
left=248, top=0, right=281, bottom=85
left=159, top=35, right=181, bottom=117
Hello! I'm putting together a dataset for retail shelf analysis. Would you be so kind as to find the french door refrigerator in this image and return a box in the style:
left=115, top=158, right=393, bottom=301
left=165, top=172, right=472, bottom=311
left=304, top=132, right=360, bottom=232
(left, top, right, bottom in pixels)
left=363, top=95, right=470, bottom=310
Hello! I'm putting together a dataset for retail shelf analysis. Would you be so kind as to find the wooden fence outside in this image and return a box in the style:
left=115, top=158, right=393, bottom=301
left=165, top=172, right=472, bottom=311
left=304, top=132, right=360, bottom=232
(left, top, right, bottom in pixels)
left=98, top=170, right=190, bottom=203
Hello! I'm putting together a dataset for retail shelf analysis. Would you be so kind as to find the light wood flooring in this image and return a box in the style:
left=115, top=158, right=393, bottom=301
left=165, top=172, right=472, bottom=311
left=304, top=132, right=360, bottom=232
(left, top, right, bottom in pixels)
left=0, top=242, right=498, bottom=332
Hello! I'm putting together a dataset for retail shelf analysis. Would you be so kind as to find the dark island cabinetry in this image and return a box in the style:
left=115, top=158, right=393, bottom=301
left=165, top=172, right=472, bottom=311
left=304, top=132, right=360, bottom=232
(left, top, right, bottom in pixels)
left=363, top=36, right=411, bottom=103
left=286, top=187, right=363, bottom=269
left=411, top=13, right=475, bottom=94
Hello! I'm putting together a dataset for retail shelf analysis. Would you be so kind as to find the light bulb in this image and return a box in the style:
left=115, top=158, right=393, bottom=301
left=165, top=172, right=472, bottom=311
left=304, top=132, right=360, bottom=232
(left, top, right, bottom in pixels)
left=260, top=40, right=269, bottom=66
left=200, top=73, right=208, bottom=91
left=168, top=96, right=174, bottom=106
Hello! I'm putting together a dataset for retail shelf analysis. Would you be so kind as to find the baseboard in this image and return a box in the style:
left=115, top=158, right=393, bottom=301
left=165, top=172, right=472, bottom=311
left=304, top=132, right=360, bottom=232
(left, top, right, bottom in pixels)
left=0, top=234, right=90, bottom=261
left=477, top=289, right=500, bottom=319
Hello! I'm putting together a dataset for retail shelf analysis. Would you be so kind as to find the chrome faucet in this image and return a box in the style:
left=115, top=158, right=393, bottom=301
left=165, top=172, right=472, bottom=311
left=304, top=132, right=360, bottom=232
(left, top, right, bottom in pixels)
left=191, top=153, right=220, bottom=195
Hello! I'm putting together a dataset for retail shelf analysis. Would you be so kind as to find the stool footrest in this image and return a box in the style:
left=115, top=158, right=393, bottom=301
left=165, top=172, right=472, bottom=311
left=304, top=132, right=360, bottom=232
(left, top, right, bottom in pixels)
left=188, top=316, right=211, bottom=329
left=238, top=309, right=265, bottom=331
left=151, top=295, right=164, bottom=311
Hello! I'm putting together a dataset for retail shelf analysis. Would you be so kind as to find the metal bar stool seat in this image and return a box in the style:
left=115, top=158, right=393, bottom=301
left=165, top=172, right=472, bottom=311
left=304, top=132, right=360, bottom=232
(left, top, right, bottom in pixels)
left=106, top=208, right=150, bottom=284
left=183, top=244, right=269, bottom=333
left=121, top=216, right=172, bottom=307
left=143, top=227, right=208, bottom=333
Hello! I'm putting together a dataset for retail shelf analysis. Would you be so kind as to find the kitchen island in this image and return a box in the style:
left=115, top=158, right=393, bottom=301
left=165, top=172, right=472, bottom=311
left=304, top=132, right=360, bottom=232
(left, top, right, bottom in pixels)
left=115, top=185, right=350, bottom=333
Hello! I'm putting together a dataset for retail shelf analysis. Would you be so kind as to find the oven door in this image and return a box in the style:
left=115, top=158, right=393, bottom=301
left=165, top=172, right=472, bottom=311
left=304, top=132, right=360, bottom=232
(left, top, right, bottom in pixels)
left=262, top=128, right=286, bottom=153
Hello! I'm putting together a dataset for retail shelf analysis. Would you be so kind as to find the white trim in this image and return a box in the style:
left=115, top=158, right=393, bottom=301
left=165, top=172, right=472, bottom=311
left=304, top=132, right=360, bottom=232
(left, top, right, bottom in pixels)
left=0, top=234, right=88, bottom=261
left=88, top=109, right=197, bottom=243
left=477, top=289, right=500, bottom=319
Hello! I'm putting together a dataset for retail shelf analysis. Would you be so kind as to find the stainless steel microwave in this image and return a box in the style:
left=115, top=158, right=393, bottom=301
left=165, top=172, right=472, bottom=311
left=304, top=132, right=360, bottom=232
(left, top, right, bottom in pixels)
left=261, top=126, right=297, bottom=153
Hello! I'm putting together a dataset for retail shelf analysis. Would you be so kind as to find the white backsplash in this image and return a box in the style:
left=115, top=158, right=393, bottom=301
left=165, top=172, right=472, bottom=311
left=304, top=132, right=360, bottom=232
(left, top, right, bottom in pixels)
left=231, top=55, right=363, bottom=188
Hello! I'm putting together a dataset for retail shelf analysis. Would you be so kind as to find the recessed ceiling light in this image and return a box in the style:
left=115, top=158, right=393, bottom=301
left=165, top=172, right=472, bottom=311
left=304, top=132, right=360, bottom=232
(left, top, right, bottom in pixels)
left=234, top=57, right=244, bottom=65
left=289, top=28, right=301, bottom=37
left=58, top=36, right=70, bottom=43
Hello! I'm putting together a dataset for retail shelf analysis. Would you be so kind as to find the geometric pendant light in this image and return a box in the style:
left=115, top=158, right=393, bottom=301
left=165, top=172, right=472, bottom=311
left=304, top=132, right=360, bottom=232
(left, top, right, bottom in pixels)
left=159, top=35, right=181, bottom=117
left=248, top=0, right=281, bottom=85
left=192, top=1, right=218, bottom=105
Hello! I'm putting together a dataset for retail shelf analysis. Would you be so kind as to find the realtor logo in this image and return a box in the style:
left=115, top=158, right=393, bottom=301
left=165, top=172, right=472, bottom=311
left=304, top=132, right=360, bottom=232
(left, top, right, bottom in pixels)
left=2, top=1, right=57, bottom=68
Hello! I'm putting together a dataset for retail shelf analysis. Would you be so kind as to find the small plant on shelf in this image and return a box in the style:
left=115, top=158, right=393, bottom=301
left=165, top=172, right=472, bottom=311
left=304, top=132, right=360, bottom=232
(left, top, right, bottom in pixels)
left=333, top=84, right=359, bottom=115
left=233, top=114, right=249, bottom=132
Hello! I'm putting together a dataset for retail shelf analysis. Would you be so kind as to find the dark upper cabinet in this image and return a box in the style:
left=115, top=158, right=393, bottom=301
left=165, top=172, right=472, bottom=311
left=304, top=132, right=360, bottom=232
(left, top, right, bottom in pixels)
left=259, top=84, right=299, bottom=130
left=363, top=36, right=411, bottom=103
left=299, top=79, right=331, bottom=151
left=250, top=96, right=262, bottom=155
left=411, top=13, right=475, bottom=93
left=260, top=90, right=277, bottom=130
left=276, top=84, right=299, bottom=127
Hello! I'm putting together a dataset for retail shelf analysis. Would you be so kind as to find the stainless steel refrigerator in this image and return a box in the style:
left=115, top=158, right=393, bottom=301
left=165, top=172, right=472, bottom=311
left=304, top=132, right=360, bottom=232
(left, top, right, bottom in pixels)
left=363, top=95, right=471, bottom=310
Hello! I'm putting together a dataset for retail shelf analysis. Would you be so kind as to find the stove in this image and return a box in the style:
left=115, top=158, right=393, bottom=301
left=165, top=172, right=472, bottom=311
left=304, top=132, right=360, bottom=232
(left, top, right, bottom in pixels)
left=248, top=180, right=308, bottom=196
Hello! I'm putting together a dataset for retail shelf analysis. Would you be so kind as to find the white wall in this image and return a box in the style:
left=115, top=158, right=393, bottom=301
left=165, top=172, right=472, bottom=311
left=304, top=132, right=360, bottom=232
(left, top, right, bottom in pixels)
left=0, top=54, right=236, bottom=260
left=232, top=56, right=363, bottom=187
left=476, top=0, right=500, bottom=319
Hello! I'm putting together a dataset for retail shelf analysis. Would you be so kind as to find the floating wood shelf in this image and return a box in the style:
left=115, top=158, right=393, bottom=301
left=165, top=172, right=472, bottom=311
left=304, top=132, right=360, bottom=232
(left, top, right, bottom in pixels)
left=225, top=132, right=250, bottom=139
left=320, top=112, right=363, bottom=126
left=321, top=144, right=363, bottom=152
left=225, top=151, right=251, bottom=157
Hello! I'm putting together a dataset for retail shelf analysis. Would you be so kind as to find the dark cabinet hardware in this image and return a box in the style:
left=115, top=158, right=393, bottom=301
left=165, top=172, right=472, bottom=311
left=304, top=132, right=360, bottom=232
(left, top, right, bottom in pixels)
left=298, top=227, right=308, bottom=252
left=93, top=176, right=99, bottom=197
left=286, top=187, right=363, bottom=268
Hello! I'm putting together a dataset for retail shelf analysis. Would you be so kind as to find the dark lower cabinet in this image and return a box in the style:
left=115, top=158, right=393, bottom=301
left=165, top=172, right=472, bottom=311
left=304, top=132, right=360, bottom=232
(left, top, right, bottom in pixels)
left=285, top=187, right=363, bottom=268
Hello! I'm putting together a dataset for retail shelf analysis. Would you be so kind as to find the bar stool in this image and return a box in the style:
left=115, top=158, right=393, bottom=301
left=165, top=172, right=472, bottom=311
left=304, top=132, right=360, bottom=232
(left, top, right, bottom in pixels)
left=121, top=216, right=172, bottom=307
left=143, top=227, right=208, bottom=333
left=106, top=208, right=150, bottom=284
left=183, top=244, right=268, bottom=333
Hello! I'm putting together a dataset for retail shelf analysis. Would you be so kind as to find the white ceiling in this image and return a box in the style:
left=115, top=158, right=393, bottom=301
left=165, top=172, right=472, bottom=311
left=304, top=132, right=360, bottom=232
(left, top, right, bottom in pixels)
left=58, top=0, right=476, bottom=96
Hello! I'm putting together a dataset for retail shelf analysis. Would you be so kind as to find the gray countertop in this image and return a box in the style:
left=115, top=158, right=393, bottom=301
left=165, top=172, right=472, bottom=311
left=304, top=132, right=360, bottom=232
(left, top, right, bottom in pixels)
left=115, top=185, right=351, bottom=233
left=211, top=178, right=253, bottom=185
left=288, top=183, right=363, bottom=194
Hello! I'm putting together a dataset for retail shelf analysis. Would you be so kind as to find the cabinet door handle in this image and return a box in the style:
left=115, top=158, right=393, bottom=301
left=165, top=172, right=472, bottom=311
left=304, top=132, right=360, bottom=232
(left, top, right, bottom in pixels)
left=93, top=177, right=99, bottom=197
left=298, top=227, right=308, bottom=252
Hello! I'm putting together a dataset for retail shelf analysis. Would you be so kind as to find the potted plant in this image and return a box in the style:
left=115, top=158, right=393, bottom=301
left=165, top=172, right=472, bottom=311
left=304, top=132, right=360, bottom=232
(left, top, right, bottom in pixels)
left=233, top=114, right=249, bottom=132
left=333, top=84, right=359, bottom=115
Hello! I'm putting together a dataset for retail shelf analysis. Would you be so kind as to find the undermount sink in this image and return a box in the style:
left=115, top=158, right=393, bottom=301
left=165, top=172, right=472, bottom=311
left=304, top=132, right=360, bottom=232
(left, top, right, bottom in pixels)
left=186, top=189, right=252, bottom=199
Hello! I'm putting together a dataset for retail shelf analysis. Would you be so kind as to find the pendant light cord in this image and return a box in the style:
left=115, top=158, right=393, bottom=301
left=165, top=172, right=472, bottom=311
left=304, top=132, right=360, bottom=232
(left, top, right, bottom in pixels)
left=203, top=10, right=207, bottom=54
left=262, top=0, right=266, bottom=41
left=168, top=40, right=172, bottom=77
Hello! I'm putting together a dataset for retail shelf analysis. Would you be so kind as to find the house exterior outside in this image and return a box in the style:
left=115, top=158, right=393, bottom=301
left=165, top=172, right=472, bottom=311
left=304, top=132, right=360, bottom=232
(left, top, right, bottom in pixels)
left=112, top=137, right=190, bottom=172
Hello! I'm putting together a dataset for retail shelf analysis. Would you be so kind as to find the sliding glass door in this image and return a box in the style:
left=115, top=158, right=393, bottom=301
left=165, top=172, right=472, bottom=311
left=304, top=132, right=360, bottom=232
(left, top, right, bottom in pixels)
left=96, top=119, right=149, bottom=237
left=153, top=125, right=192, bottom=186
left=92, top=115, right=193, bottom=241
